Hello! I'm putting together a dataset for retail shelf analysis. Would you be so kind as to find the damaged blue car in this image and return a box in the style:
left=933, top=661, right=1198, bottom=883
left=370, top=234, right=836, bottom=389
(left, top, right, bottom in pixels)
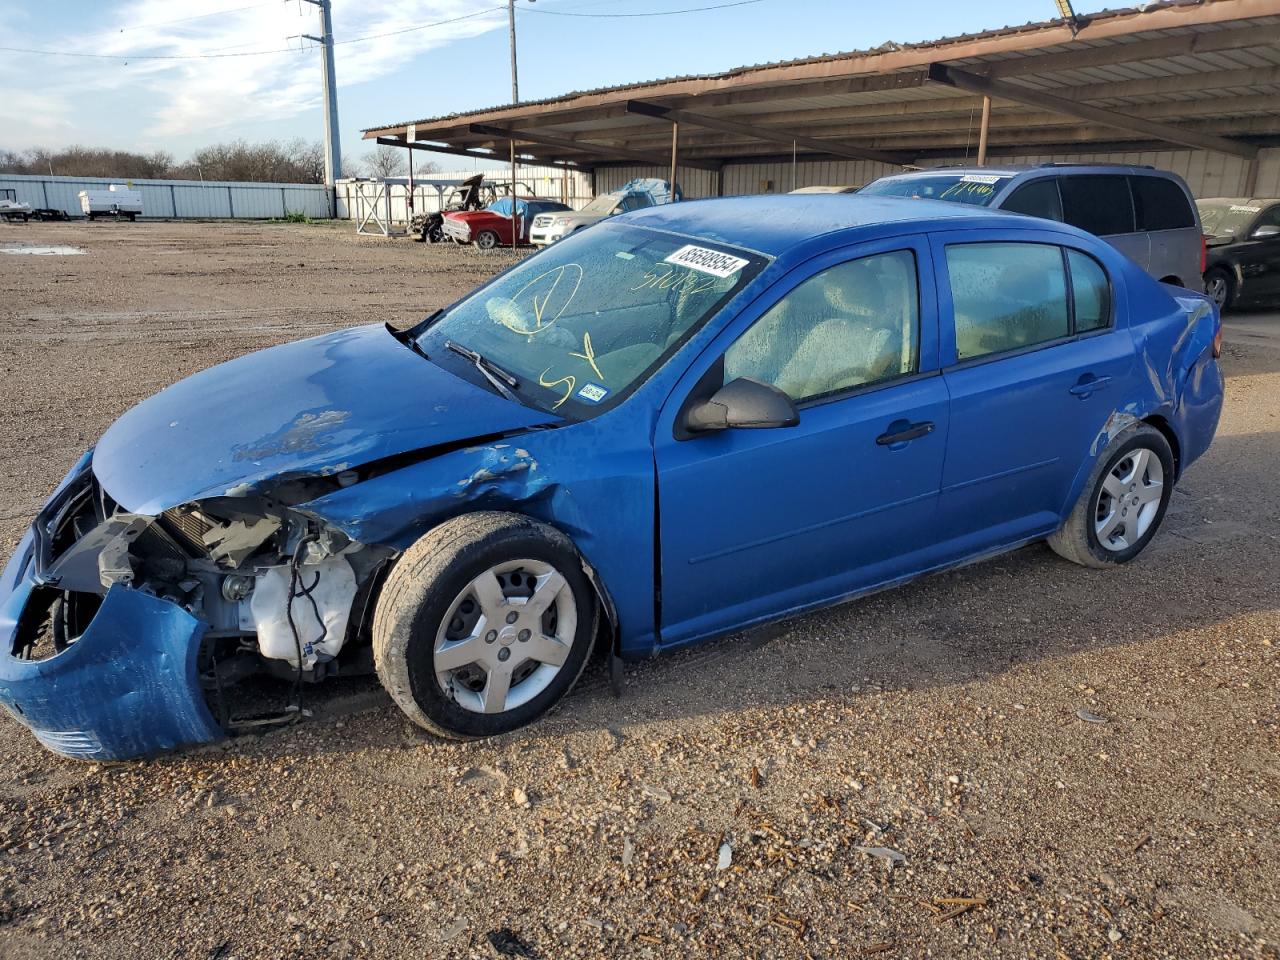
left=0, top=196, right=1224, bottom=759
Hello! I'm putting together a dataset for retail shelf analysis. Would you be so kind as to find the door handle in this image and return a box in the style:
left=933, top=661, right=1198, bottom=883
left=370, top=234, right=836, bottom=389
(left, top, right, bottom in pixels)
left=876, top=420, right=935, bottom=446
left=1069, top=374, right=1113, bottom=397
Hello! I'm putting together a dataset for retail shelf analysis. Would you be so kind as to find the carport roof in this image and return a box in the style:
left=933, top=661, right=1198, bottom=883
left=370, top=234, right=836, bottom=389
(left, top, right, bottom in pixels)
left=363, top=0, right=1280, bottom=170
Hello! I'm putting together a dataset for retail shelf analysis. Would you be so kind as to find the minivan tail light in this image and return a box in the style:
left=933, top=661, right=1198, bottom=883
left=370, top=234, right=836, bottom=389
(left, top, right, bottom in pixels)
left=1200, top=234, right=1208, bottom=274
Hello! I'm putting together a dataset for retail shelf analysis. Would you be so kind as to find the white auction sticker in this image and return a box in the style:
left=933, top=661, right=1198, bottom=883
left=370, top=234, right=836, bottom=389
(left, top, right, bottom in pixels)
left=663, top=245, right=750, bottom=278
left=959, top=174, right=1002, bottom=185
left=1229, top=204, right=1262, bottom=213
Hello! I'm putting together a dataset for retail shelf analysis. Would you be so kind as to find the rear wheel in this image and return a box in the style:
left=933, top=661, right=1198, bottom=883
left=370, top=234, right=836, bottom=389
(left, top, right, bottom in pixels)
left=1048, top=423, right=1174, bottom=567
left=373, top=512, right=596, bottom=739
left=474, top=229, right=500, bottom=251
left=1204, top=267, right=1234, bottom=311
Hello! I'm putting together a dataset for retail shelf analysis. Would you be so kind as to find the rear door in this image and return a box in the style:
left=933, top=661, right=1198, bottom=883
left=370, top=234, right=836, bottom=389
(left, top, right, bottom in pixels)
left=932, top=230, right=1135, bottom=554
left=1059, top=175, right=1150, bottom=272
left=1131, top=174, right=1202, bottom=289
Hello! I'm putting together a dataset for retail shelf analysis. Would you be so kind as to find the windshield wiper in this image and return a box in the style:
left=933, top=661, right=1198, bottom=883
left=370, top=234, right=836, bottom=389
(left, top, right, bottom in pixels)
left=444, top=339, right=520, bottom=402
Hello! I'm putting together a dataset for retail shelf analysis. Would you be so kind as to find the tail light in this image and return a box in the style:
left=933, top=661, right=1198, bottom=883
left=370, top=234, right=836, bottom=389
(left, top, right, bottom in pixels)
left=1200, top=234, right=1208, bottom=274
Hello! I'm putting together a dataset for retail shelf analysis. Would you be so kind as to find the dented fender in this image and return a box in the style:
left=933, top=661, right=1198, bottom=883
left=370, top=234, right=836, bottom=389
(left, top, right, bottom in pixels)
left=300, top=415, right=660, bottom=656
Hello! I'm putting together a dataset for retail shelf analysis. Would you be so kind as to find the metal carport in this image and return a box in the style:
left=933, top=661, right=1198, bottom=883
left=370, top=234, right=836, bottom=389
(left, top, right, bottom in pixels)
left=364, top=0, right=1280, bottom=199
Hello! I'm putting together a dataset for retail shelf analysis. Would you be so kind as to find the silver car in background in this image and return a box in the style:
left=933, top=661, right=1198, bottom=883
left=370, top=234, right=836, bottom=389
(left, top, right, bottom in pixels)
left=860, top=164, right=1205, bottom=291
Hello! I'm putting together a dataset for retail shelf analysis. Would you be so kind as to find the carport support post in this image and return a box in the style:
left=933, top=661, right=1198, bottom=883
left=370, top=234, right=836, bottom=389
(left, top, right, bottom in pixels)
left=510, top=139, right=517, bottom=248
left=1244, top=157, right=1260, bottom=196
left=977, top=95, right=991, bottom=166
left=670, top=122, right=679, bottom=199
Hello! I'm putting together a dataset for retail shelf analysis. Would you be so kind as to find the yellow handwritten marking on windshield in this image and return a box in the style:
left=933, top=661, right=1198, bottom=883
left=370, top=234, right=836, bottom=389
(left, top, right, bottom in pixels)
left=631, top=266, right=719, bottom=301
left=504, top=264, right=584, bottom=335
left=939, top=181, right=995, bottom=202
left=538, top=367, right=576, bottom=409
left=568, top=331, right=604, bottom=381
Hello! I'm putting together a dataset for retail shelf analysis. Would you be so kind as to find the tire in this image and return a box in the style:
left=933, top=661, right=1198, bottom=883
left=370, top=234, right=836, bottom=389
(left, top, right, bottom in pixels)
left=373, top=512, right=597, bottom=739
left=474, top=230, right=499, bottom=251
left=1048, top=423, right=1175, bottom=568
left=1203, top=267, right=1235, bottom=312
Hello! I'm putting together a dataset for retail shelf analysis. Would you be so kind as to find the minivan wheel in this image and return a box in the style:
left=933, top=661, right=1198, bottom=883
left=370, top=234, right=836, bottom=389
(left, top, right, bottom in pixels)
left=1204, top=268, right=1234, bottom=311
left=373, top=512, right=596, bottom=739
left=1048, top=423, right=1175, bottom=568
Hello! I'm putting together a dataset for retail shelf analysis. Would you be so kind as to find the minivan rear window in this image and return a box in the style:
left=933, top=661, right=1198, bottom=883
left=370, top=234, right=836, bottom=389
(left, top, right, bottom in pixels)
left=1059, top=176, right=1136, bottom=236
left=1131, top=176, right=1196, bottom=231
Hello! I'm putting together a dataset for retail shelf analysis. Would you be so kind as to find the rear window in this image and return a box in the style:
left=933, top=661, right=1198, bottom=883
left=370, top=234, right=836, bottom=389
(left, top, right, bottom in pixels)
left=1059, top=176, right=1136, bottom=236
left=1131, top=176, right=1196, bottom=231
left=860, top=173, right=1012, bottom=206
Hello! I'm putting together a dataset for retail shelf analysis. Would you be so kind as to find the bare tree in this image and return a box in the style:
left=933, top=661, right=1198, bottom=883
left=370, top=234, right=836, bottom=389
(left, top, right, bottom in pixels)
left=363, top=144, right=408, bottom=180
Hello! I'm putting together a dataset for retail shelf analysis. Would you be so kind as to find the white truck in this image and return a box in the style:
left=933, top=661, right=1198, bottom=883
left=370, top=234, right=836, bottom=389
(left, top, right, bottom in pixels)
left=79, top=184, right=143, bottom=221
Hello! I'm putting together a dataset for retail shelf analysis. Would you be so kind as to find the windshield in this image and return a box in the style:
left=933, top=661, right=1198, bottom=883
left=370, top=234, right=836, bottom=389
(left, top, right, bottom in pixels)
left=1198, top=200, right=1265, bottom=237
left=860, top=173, right=1013, bottom=206
left=579, top=195, right=620, bottom=215
left=417, top=223, right=767, bottom=417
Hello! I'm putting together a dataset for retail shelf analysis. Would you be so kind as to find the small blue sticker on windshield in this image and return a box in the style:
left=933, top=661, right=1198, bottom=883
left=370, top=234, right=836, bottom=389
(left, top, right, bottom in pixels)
left=578, top=382, right=609, bottom=403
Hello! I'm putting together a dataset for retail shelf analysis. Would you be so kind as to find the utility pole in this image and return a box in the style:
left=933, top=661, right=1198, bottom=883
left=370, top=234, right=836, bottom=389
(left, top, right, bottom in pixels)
left=508, top=0, right=520, bottom=103
left=302, top=0, right=342, bottom=216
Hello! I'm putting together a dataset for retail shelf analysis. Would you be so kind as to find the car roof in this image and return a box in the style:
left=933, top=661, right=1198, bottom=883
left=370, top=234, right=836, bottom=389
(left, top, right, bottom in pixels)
left=618, top=194, right=1019, bottom=257
left=1197, top=196, right=1280, bottom=206
left=875, top=163, right=1181, bottom=180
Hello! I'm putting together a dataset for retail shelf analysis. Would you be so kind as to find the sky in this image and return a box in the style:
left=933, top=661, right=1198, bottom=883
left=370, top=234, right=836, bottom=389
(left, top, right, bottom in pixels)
left=0, top=0, right=1117, bottom=171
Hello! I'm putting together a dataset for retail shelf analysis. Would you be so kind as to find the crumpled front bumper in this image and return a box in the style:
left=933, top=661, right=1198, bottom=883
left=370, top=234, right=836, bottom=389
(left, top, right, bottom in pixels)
left=0, top=455, right=225, bottom=761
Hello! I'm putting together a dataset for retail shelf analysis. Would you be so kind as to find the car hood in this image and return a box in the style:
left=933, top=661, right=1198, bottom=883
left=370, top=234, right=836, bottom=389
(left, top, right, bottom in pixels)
left=93, top=323, right=558, bottom=515
left=447, top=211, right=500, bottom=223
left=551, top=211, right=605, bottom=225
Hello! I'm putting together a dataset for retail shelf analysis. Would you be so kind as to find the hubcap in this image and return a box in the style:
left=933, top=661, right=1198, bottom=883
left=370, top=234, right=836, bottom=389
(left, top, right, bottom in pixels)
left=1094, top=447, right=1164, bottom=552
left=433, top=559, right=576, bottom=714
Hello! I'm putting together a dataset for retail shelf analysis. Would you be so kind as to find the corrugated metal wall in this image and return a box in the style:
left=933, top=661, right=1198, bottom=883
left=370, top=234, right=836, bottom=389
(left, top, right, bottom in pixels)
left=589, top=147, right=1280, bottom=202
left=0, top=174, right=331, bottom=219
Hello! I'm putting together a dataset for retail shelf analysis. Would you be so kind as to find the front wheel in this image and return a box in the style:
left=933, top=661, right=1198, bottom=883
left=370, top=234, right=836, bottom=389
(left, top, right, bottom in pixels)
left=373, top=513, right=597, bottom=739
left=474, top=229, right=500, bottom=251
left=1048, top=423, right=1174, bottom=568
left=1203, top=267, right=1234, bottom=312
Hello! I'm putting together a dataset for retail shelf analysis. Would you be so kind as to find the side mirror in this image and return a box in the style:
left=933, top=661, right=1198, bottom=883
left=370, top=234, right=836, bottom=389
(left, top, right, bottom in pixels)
left=1251, top=224, right=1280, bottom=240
left=685, top=377, right=799, bottom=432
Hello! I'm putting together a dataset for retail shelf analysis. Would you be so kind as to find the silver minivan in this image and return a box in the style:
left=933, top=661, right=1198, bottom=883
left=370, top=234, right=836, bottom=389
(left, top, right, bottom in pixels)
left=860, top=164, right=1204, bottom=291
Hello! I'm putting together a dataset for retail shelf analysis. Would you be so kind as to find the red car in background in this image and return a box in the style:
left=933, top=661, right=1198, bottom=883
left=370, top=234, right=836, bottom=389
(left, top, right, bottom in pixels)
left=442, top=197, right=572, bottom=249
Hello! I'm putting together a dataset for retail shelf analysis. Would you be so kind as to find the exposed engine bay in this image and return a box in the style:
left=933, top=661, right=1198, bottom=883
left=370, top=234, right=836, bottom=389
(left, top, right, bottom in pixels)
left=19, top=468, right=393, bottom=727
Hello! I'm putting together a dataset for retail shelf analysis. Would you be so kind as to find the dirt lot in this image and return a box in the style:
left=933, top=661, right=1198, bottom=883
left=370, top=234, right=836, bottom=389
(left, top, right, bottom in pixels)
left=0, top=220, right=1276, bottom=960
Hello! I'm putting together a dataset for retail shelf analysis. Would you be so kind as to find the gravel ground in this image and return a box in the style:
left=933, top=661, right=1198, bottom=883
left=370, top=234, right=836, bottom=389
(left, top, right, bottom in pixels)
left=0, top=220, right=1276, bottom=960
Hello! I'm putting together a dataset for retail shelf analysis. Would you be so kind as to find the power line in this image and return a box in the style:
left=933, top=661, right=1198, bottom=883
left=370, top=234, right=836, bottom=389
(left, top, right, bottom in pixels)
left=333, top=6, right=506, bottom=46
left=523, top=0, right=764, bottom=16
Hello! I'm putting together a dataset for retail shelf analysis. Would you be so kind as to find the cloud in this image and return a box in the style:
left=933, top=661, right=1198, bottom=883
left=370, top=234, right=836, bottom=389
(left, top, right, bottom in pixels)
left=0, top=0, right=506, bottom=150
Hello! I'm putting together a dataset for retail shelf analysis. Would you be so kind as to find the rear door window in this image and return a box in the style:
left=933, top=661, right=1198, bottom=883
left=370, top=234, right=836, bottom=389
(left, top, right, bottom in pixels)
left=946, top=242, right=1070, bottom=360
left=1131, top=176, right=1196, bottom=231
left=1059, top=176, right=1136, bottom=236
left=1001, top=178, right=1063, bottom=221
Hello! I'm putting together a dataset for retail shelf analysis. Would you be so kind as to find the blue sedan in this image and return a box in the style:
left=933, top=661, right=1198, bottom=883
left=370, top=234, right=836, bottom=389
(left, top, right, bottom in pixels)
left=0, top=197, right=1224, bottom=758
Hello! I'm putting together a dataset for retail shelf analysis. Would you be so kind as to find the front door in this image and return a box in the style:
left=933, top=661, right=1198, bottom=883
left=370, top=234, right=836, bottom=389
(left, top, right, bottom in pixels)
left=653, top=239, right=949, bottom=648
